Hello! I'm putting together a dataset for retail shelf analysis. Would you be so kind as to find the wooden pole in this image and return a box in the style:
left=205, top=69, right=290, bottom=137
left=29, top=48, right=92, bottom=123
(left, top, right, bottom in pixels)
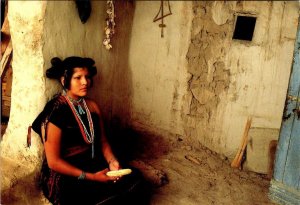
left=231, top=117, right=252, bottom=169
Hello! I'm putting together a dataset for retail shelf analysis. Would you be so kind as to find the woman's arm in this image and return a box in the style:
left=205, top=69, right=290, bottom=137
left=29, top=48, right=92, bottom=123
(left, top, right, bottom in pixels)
left=87, top=99, right=120, bottom=171
left=44, top=122, right=116, bottom=182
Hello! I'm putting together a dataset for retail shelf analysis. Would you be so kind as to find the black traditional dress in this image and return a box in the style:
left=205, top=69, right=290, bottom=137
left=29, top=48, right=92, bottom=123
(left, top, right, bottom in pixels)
left=32, top=95, right=149, bottom=205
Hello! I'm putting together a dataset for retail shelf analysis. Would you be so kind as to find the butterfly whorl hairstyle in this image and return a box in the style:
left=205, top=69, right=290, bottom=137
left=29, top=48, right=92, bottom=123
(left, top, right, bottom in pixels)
left=46, top=56, right=97, bottom=89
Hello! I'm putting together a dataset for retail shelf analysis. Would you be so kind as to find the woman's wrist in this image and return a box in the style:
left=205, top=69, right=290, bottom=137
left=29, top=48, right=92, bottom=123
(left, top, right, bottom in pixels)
left=78, top=171, right=95, bottom=181
left=108, top=157, right=117, bottom=164
left=77, top=171, right=86, bottom=180
left=85, top=172, right=95, bottom=181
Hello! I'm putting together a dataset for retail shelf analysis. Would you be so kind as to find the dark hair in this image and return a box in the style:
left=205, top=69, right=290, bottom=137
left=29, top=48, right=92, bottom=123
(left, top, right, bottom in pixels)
left=46, top=56, right=97, bottom=89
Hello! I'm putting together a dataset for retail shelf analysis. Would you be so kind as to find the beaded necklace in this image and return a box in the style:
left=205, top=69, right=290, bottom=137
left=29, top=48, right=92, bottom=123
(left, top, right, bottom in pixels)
left=68, top=97, right=86, bottom=115
left=63, top=95, right=95, bottom=158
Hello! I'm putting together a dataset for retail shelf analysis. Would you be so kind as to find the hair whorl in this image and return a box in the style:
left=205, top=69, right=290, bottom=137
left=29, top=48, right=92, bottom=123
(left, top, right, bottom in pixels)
left=46, top=57, right=64, bottom=79
left=46, top=56, right=97, bottom=80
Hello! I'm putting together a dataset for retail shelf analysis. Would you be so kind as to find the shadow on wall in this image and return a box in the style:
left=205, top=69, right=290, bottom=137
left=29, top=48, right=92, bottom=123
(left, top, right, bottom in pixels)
left=101, top=1, right=141, bottom=159
left=104, top=0, right=134, bottom=129
left=104, top=1, right=174, bottom=163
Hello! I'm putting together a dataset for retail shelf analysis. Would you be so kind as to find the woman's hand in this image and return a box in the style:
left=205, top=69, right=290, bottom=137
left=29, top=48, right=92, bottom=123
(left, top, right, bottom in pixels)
left=108, top=159, right=123, bottom=183
left=92, top=168, right=118, bottom=182
left=109, top=159, right=120, bottom=171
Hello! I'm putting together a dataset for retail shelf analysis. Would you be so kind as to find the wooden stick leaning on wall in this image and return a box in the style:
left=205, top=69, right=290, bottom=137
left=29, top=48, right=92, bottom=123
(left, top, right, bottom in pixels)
left=231, top=117, right=252, bottom=169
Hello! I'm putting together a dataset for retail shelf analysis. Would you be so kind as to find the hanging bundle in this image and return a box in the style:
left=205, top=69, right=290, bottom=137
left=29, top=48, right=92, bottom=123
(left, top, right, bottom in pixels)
left=103, top=0, right=116, bottom=50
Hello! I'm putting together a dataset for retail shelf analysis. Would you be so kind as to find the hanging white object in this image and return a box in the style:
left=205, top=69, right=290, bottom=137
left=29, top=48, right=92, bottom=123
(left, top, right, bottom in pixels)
left=103, top=0, right=115, bottom=50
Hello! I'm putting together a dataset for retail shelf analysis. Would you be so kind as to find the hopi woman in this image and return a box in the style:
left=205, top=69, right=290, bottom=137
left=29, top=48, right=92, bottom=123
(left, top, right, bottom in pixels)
left=32, top=57, right=150, bottom=205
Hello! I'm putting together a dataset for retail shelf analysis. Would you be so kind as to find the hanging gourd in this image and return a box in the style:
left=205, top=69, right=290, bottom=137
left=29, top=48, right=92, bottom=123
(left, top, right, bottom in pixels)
left=75, top=0, right=92, bottom=24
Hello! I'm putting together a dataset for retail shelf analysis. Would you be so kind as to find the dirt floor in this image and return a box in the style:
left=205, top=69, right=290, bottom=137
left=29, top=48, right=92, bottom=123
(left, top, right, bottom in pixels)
left=130, top=131, right=277, bottom=205
left=1, top=127, right=277, bottom=205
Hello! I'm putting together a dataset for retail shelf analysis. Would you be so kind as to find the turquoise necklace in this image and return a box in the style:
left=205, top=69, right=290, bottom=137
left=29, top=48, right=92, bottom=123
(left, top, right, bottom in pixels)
left=68, top=97, right=86, bottom=115
left=64, top=94, right=95, bottom=158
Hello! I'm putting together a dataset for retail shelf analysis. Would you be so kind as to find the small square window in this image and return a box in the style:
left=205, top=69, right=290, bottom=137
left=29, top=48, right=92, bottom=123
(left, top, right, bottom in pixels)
left=233, top=15, right=256, bottom=41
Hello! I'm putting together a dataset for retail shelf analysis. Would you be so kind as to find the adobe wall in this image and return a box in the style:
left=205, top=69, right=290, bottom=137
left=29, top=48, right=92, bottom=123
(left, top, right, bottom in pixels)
left=128, top=1, right=299, bottom=162
left=1, top=2, right=47, bottom=204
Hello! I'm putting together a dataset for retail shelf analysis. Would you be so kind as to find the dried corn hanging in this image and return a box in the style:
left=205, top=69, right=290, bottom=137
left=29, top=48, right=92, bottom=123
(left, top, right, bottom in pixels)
left=103, top=0, right=116, bottom=50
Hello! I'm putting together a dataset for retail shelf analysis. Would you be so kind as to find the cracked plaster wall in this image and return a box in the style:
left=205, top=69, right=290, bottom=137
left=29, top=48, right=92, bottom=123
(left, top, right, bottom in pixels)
left=128, top=1, right=299, bottom=161
left=183, top=1, right=299, bottom=157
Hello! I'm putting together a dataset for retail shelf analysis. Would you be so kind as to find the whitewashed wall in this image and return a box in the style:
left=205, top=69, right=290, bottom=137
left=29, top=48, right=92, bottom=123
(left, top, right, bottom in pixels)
left=1, top=1, right=46, bottom=167
left=1, top=2, right=47, bottom=204
left=129, top=1, right=192, bottom=135
left=219, top=2, right=299, bottom=157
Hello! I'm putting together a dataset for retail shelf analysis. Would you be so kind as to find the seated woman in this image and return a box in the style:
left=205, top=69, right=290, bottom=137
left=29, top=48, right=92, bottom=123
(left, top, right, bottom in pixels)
left=32, top=56, right=150, bottom=205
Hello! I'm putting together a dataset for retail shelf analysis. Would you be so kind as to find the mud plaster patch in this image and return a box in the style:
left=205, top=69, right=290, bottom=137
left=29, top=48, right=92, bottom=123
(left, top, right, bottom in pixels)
left=185, top=1, right=232, bottom=144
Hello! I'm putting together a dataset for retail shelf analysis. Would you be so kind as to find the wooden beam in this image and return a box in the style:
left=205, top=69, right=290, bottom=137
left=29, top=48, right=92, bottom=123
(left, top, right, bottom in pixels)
left=0, top=40, right=12, bottom=78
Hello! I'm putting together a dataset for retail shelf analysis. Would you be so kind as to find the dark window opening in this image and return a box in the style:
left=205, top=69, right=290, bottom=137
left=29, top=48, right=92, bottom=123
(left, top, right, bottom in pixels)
left=233, top=15, right=256, bottom=41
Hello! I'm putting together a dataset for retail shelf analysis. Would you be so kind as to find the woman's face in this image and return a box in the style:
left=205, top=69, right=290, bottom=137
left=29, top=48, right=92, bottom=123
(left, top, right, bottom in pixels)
left=66, top=67, right=91, bottom=100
